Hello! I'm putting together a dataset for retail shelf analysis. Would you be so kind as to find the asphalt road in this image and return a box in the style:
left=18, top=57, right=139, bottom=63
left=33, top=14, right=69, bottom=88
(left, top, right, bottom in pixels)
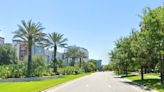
left=44, top=72, right=156, bottom=92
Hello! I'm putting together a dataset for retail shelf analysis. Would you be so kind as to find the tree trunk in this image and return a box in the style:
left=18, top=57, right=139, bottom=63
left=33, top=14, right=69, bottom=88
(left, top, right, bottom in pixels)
left=67, top=57, right=69, bottom=65
left=71, top=57, right=75, bottom=66
left=125, top=68, right=128, bottom=77
left=144, top=67, right=147, bottom=74
left=141, top=66, right=144, bottom=81
left=160, top=54, right=164, bottom=84
left=27, top=37, right=32, bottom=77
left=53, top=45, right=57, bottom=73
left=79, top=57, right=82, bottom=68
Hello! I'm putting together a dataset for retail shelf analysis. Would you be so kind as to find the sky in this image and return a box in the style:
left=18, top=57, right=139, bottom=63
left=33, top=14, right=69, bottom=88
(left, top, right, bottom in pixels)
left=0, top=0, right=163, bottom=65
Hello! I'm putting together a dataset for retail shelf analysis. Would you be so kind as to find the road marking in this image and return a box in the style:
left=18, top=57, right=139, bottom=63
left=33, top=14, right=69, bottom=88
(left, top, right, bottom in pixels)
left=108, top=85, right=111, bottom=88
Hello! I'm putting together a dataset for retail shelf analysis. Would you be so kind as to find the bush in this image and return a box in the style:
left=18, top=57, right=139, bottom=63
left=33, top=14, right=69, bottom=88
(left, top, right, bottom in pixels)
left=83, top=61, right=96, bottom=72
left=30, top=55, right=53, bottom=77
left=0, top=55, right=54, bottom=79
left=59, top=66, right=84, bottom=75
left=0, top=44, right=17, bottom=65
left=0, top=63, right=25, bottom=79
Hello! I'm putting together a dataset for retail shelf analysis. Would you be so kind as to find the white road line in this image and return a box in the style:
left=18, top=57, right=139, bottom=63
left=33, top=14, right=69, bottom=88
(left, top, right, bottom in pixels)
left=108, top=85, right=111, bottom=88
left=86, top=84, right=89, bottom=87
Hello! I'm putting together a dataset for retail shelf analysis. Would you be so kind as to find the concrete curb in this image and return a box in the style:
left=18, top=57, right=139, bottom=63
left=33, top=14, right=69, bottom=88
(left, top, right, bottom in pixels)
left=0, top=75, right=64, bottom=82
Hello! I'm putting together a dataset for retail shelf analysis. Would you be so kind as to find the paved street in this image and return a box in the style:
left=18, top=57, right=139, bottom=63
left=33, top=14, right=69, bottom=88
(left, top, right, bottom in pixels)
left=44, top=72, right=156, bottom=92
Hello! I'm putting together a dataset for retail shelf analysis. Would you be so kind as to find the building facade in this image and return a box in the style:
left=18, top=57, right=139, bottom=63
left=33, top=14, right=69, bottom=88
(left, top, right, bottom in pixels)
left=0, top=37, right=4, bottom=44
left=96, top=60, right=102, bottom=69
left=63, top=46, right=89, bottom=65
left=12, top=40, right=53, bottom=62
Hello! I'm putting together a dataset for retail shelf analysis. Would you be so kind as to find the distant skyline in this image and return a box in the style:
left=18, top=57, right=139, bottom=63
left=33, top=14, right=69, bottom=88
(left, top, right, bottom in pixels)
left=0, top=0, right=163, bottom=64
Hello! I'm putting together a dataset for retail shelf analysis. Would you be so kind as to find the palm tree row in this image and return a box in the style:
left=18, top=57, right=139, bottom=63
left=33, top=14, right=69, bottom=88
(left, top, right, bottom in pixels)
left=13, top=20, right=67, bottom=77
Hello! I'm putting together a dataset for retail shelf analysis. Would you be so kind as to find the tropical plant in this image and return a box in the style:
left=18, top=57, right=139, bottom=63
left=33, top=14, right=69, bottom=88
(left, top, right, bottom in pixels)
left=57, top=59, right=65, bottom=68
left=77, top=49, right=85, bottom=68
left=46, top=32, right=67, bottom=73
left=65, top=47, right=79, bottom=66
left=83, top=60, right=96, bottom=72
left=13, top=20, right=46, bottom=77
left=59, top=66, right=84, bottom=75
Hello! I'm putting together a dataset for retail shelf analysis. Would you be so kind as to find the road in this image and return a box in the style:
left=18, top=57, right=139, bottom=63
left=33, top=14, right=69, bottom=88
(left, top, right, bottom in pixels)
left=44, top=72, right=156, bottom=92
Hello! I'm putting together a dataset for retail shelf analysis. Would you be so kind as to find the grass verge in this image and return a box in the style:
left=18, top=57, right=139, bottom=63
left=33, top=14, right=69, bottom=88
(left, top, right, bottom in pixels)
left=120, top=73, right=164, bottom=92
left=0, top=73, right=92, bottom=92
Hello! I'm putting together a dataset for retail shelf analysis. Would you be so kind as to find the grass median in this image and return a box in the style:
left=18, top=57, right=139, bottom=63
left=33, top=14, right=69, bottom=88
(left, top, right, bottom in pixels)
left=120, top=73, right=164, bottom=92
left=0, top=73, right=92, bottom=92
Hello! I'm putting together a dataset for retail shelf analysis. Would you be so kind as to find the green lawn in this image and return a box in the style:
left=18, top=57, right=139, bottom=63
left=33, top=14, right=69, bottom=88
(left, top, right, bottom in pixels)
left=122, top=73, right=164, bottom=92
left=0, top=73, right=91, bottom=92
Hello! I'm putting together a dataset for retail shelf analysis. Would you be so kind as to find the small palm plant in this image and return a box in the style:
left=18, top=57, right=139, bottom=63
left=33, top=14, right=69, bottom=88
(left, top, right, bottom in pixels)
left=77, top=50, right=85, bottom=68
left=65, top=47, right=79, bottom=66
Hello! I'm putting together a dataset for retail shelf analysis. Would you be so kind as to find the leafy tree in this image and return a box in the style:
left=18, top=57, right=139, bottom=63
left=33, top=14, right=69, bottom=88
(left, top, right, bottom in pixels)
left=140, top=7, right=164, bottom=84
left=0, top=44, right=17, bottom=65
left=83, top=60, right=96, bottom=72
left=13, top=20, right=46, bottom=77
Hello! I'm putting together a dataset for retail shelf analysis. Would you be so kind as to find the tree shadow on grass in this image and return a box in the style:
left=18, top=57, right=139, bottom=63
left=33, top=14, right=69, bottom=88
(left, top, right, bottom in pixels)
left=122, top=79, right=164, bottom=91
left=113, top=74, right=137, bottom=79
left=121, top=75, right=137, bottom=78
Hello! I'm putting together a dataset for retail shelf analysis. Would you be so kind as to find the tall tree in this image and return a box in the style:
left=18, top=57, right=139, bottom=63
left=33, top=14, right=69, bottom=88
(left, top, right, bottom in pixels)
left=140, top=7, right=164, bottom=84
left=13, top=20, right=46, bottom=77
left=65, top=47, right=79, bottom=66
left=46, top=32, right=67, bottom=73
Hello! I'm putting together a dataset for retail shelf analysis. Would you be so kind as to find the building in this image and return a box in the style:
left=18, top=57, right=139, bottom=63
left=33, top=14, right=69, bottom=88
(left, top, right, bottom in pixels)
left=64, top=45, right=89, bottom=65
left=96, top=60, right=102, bottom=69
left=44, top=49, right=53, bottom=63
left=12, top=40, right=53, bottom=62
left=0, top=37, right=4, bottom=44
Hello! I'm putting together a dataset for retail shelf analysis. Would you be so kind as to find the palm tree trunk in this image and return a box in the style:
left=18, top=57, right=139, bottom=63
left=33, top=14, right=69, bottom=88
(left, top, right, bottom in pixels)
left=54, top=44, right=57, bottom=73
left=27, top=37, right=32, bottom=77
left=67, top=57, right=69, bottom=66
left=79, top=57, right=82, bottom=68
left=71, top=57, right=75, bottom=66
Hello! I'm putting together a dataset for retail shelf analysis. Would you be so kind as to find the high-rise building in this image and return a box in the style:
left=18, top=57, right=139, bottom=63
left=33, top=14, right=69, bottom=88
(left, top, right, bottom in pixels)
left=96, top=60, right=102, bottom=69
left=0, top=37, right=4, bottom=44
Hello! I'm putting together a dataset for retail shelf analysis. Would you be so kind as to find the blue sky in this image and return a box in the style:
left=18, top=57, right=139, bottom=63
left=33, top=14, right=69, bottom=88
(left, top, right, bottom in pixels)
left=0, top=0, right=163, bottom=64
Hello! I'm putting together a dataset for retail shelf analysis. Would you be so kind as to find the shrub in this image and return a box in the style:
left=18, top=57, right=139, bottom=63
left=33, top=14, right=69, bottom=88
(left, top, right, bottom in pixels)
left=0, top=44, right=17, bottom=65
left=83, top=61, right=96, bottom=72
left=59, top=66, right=84, bottom=75
left=30, top=55, right=53, bottom=77
left=0, top=63, right=25, bottom=79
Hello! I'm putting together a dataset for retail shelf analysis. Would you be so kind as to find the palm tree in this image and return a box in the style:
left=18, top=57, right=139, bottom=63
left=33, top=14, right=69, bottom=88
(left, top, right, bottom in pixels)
left=13, top=20, right=46, bottom=77
left=46, top=32, right=67, bottom=73
left=77, top=50, right=85, bottom=68
left=65, top=47, right=79, bottom=66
